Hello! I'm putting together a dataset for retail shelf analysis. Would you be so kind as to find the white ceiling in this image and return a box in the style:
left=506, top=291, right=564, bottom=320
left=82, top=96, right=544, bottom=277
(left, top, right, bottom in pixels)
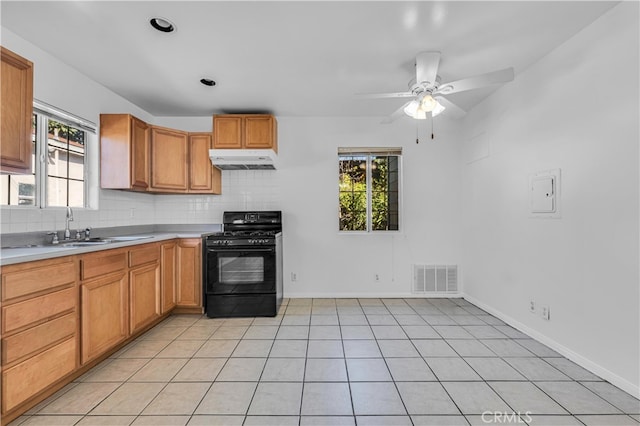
left=2, top=1, right=617, bottom=118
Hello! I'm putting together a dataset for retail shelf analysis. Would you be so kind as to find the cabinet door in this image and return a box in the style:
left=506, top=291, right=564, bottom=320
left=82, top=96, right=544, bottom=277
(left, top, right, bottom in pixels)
left=161, top=241, right=177, bottom=314
left=213, top=115, right=243, bottom=149
left=100, top=114, right=149, bottom=190
left=189, top=132, right=221, bottom=194
left=244, top=115, right=276, bottom=151
left=176, top=239, right=202, bottom=309
left=81, top=272, right=128, bottom=364
left=130, top=117, right=150, bottom=190
left=129, top=263, right=160, bottom=334
left=1, top=47, right=33, bottom=173
left=150, top=126, right=188, bottom=192
left=2, top=337, right=76, bottom=414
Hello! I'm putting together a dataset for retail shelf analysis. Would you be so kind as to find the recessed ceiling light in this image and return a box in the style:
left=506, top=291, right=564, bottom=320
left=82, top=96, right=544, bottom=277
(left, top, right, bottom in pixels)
left=200, top=78, right=216, bottom=87
left=149, top=17, right=176, bottom=33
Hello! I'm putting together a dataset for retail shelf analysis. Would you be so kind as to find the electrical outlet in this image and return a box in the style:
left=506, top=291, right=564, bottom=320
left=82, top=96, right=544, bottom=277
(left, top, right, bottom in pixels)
left=529, top=301, right=536, bottom=314
left=374, top=273, right=380, bottom=282
left=541, top=305, right=550, bottom=320
left=290, top=272, right=297, bottom=282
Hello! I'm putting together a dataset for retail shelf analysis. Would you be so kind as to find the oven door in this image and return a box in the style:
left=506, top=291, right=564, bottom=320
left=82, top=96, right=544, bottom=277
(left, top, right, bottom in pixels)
left=206, top=246, right=276, bottom=294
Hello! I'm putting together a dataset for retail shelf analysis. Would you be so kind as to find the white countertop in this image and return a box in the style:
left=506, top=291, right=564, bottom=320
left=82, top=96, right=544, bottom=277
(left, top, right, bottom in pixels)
left=0, top=232, right=208, bottom=266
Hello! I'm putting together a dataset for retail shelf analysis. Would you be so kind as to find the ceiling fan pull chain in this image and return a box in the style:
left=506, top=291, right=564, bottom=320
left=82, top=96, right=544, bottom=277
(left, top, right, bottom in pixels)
left=431, top=113, right=435, bottom=139
left=416, top=123, right=420, bottom=144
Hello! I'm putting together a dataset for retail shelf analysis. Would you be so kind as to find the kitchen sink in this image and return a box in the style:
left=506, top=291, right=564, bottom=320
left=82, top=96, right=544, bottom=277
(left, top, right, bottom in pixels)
left=108, top=236, right=154, bottom=241
left=3, top=236, right=155, bottom=250
left=1, top=244, right=48, bottom=249
left=57, top=238, right=113, bottom=247
left=56, top=235, right=154, bottom=247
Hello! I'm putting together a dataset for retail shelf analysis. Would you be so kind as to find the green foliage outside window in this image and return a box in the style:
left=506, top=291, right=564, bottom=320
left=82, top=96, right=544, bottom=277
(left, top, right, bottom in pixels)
left=339, top=154, right=399, bottom=232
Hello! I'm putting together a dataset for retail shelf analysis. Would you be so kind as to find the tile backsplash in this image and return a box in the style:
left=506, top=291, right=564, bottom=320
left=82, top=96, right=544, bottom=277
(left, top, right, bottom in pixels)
left=0, top=170, right=280, bottom=234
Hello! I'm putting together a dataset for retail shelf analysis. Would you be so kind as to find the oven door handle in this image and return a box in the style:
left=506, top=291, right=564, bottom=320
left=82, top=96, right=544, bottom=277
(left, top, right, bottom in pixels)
left=208, top=247, right=275, bottom=253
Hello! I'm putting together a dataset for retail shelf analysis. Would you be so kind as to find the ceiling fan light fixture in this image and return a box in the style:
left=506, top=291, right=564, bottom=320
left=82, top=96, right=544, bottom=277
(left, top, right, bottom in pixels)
left=403, top=98, right=444, bottom=119
left=419, top=94, right=438, bottom=112
left=432, top=101, right=446, bottom=117
left=403, top=100, right=426, bottom=120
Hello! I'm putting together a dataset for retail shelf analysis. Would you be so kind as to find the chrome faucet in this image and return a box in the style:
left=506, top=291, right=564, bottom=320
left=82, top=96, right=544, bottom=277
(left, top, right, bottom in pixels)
left=64, top=207, right=74, bottom=240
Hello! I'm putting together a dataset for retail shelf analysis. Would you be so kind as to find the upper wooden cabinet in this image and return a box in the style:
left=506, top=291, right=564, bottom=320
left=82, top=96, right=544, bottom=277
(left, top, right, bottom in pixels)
left=213, top=115, right=243, bottom=149
left=189, top=132, right=221, bottom=194
left=100, top=116, right=221, bottom=194
left=213, top=114, right=277, bottom=152
left=1, top=47, right=34, bottom=174
left=100, top=114, right=150, bottom=191
left=149, top=126, right=188, bottom=192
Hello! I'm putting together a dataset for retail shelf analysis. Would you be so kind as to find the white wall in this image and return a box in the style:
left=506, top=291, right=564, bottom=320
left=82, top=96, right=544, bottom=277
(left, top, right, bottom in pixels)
left=0, top=27, right=157, bottom=232
left=278, top=117, right=462, bottom=297
left=157, top=116, right=464, bottom=298
left=460, top=2, right=639, bottom=397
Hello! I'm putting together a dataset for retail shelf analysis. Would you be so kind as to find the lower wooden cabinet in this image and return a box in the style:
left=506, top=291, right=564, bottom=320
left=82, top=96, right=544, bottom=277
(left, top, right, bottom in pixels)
left=129, top=244, right=161, bottom=334
left=129, top=262, right=161, bottom=334
left=81, top=271, right=128, bottom=364
left=161, top=241, right=177, bottom=314
left=0, top=256, right=79, bottom=416
left=2, top=337, right=76, bottom=413
left=176, top=239, right=202, bottom=311
left=1, top=237, right=205, bottom=422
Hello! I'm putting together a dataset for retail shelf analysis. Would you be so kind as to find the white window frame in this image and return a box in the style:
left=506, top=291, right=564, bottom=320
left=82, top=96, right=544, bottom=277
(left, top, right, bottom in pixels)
left=338, top=147, right=403, bottom=233
left=1, top=100, right=97, bottom=210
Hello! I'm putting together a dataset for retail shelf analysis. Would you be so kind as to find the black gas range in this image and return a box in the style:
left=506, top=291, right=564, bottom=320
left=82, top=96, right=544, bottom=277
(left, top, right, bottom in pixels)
left=204, top=211, right=282, bottom=318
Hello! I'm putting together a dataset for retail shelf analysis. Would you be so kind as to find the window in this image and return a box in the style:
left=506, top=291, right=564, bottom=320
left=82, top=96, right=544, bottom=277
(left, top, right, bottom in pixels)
left=338, top=148, right=401, bottom=232
left=1, top=102, right=94, bottom=208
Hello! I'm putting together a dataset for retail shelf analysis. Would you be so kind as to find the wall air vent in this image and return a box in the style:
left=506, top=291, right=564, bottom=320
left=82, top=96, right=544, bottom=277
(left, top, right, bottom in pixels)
left=413, top=265, right=458, bottom=294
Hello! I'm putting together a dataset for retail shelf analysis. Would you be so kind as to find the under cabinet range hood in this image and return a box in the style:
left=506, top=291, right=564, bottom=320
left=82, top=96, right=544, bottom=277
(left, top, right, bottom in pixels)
left=209, top=149, right=278, bottom=170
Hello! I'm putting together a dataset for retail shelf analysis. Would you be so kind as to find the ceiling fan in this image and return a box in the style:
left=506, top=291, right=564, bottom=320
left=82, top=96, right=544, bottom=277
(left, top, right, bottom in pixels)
left=358, top=52, right=514, bottom=122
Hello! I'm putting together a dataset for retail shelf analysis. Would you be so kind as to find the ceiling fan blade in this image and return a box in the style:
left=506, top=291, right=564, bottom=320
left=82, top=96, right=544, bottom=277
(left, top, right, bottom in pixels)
left=416, top=51, right=441, bottom=86
left=381, top=102, right=411, bottom=124
left=434, top=96, right=466, bottom=119
left=356, top=91, right=414, bottom=99
left=435, top=67, right=514, bottom=95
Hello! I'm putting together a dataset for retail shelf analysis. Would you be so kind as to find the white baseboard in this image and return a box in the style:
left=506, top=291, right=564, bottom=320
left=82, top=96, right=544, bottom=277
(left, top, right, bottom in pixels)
left=463, top=293, right=640, bottom=399
left=283, top=292, right=462, bottom=299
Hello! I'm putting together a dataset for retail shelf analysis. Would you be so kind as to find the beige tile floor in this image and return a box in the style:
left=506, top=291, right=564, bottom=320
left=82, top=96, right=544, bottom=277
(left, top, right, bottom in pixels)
left=9, top=298, right=640, bottom=426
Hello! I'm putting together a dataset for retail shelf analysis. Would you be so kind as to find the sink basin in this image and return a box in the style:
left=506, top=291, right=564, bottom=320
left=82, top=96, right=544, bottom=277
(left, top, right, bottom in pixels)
left=63, top=241, right=113, bottom=247
left=2, top=244, right=47, bottom=249
left=57, top=238, right=113, bottom=247
left=108, top=236, right=154, bottom=241
left=58, top=236, right=153, bottom=247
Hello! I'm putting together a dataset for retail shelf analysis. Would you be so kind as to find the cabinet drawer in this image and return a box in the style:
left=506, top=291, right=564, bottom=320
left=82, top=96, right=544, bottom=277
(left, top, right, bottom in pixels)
left=2, top=287, right=76, bottom=335
left=81, top=251, right=126, bottom=281
left=2, top=312, right=76, bottom=365
left=2, top=258, right=76, bottom=302
left=2, top=337, right=76, bottom=413
left=129, top=244, right=158, bottom=268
